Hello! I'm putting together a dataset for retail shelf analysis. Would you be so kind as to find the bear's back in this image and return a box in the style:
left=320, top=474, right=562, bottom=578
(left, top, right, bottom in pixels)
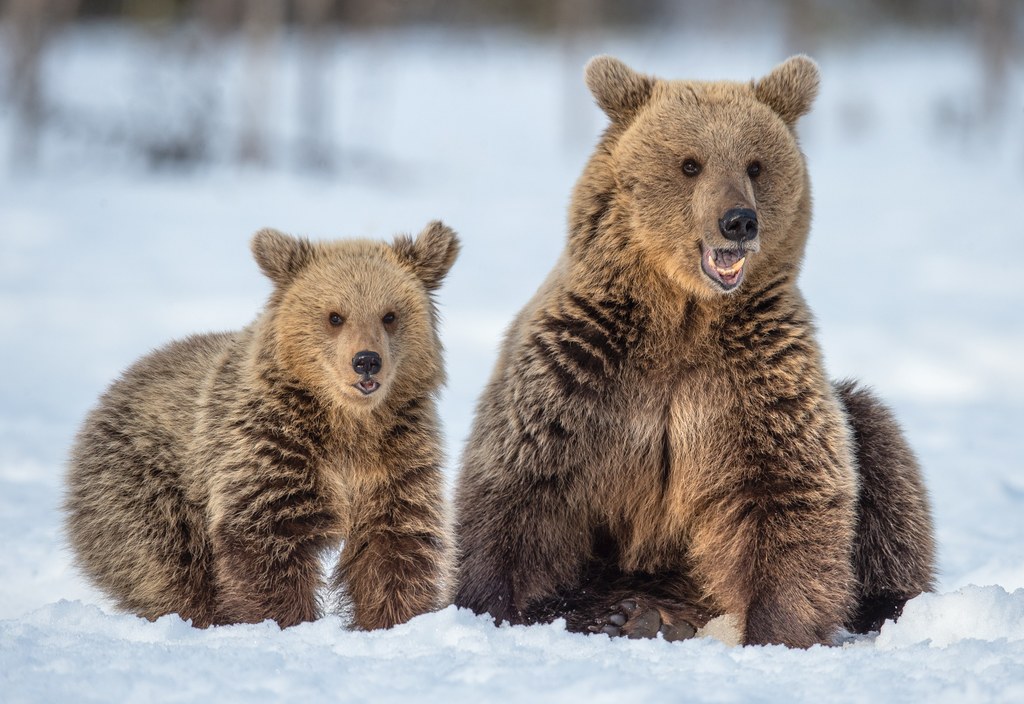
left=85, top=331, right=238, bottom=457
left=67, top=329, right=240, bottom=507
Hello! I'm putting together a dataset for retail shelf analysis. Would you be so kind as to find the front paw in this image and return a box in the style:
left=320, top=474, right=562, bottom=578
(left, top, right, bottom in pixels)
left=588, top=598, right=697, bottom=642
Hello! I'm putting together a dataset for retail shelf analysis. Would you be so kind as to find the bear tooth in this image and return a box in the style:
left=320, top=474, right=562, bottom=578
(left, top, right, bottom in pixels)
left=715, top=257, right=745, bottom=276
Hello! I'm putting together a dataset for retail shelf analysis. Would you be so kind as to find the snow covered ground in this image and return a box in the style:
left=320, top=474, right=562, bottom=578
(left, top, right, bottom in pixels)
left=2, top=24, right=1023, bottom=703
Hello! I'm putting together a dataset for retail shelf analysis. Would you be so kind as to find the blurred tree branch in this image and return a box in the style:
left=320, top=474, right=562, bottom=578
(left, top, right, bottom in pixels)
left=3, top=0, right=80, bottom=168
left=2, top=0, right=1020, bottom=172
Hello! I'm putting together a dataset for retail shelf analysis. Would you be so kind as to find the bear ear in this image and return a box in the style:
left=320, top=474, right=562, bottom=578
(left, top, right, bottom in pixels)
left=754, top=55, right=820, bottom=126
left=251, top=228, right=315, bottom=287
left=584, top=55, right=655, bottom=124
left=391, top=220, right=460, bottom=292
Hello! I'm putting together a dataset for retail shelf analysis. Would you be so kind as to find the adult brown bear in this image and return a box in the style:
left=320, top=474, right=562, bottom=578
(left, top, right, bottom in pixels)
left=454, top=56, right=935, bottom=648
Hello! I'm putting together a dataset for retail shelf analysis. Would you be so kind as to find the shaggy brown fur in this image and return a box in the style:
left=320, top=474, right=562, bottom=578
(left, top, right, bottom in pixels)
left=453, top=56, right=935, bottom=648
left=65, top=221, right=459, bottom=629
left=835, top=380, right=936, bottom=633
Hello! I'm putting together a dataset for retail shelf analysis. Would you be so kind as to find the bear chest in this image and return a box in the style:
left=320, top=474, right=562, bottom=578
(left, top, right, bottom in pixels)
left=607, top=368, right=740, bottom=558
left=662, top=376, right=739, bottom=507
left=319, top=451, right=399, bottom=536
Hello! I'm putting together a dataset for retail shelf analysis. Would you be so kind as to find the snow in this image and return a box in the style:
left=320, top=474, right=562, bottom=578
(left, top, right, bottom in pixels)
left=5, top=594, right=1024, bottom=703
left=1, top=23, right=1023, bottom=703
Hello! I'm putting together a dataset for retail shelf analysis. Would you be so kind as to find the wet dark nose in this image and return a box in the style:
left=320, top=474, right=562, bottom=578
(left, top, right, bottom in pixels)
left=719, top=208, right=759, bottom=243
left=352, top=351, right=382, bottom=376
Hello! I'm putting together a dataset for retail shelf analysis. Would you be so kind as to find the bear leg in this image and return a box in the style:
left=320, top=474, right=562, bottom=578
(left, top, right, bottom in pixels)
left=687, top=475, right=858, bottom=647
left=209, top=470, right=331, bottom=627
left=332, top=489, right=449, bottom=631
left=834, top=380, right=936, bottom=633
left=211, top=520, right=323, bottom=628
left=331, top=399, right=451, bottom=630
left=455, top=431, right=597, bottom=625
left=454, top=470, right=596, bottom=626
left=66, top=401, right=219, bottom=627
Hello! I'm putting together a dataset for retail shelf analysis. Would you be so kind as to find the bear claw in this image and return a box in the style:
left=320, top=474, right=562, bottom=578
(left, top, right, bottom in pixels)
left=588, top=598, right=696, bottom=642
left=659, top=621, right=697, bottom=642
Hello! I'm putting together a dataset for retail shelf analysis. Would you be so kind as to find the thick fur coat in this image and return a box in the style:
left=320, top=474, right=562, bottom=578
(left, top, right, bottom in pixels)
left=65, top=222, right=459, bottom=629
left=454, top=57, right=935, bottom=647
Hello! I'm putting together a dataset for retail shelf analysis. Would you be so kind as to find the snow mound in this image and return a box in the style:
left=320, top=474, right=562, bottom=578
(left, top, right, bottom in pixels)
left=876, top=585, right=1024, bottom=649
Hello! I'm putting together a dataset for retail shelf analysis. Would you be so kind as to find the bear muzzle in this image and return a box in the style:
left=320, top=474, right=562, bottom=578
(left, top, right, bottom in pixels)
left=699, top=208, right=761, bottom=292
left=352, top=350, right=382, bottom=395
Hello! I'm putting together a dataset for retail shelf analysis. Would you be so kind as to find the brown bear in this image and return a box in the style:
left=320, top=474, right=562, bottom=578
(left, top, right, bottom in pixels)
left=453, top=56, right=935, bottom=648
left=65, top=221, right=459, bottom=630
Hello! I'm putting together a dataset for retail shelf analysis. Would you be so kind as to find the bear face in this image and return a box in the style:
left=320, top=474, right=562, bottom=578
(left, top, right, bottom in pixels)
left=583, top=55, right=819, bottom=299
left=252, top=221, right=459, bottom=413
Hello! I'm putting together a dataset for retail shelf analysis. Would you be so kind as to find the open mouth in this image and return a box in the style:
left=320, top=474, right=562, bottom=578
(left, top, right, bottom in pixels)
left=353, top=378, right=380, bottom=395
left=700, top=244, right=748, bottom=291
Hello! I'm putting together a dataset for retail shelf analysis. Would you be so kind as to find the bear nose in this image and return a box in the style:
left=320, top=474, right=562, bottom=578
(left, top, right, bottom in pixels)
left=352, top=351, right=382, bottom=376
left=719, top=208, right=759, bottom=243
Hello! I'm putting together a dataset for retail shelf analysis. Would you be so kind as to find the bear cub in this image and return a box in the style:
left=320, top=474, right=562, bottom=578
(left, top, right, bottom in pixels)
left=66, top=221, right=459, bottom=629
left=454, top=56, right=935, bottom=648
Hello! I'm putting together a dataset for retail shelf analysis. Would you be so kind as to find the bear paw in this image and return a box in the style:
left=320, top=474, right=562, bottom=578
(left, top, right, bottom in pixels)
left=588, top=598, right=697, bottom=642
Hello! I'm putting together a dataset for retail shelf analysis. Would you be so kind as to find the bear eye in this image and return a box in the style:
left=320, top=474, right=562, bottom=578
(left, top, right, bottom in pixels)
left=328, top=312, right=344, bottom=327
left=382, top=312, right=396, bottom=325
left=747, top=161, right=762, bottom=178
left=681, top=159, right=702, bottom=177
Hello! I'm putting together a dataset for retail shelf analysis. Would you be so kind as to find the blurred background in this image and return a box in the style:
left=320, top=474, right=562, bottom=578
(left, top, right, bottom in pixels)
left=1, top=0, right=1021, bottom=172
left=0, top=1, right=1023, bottom=614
